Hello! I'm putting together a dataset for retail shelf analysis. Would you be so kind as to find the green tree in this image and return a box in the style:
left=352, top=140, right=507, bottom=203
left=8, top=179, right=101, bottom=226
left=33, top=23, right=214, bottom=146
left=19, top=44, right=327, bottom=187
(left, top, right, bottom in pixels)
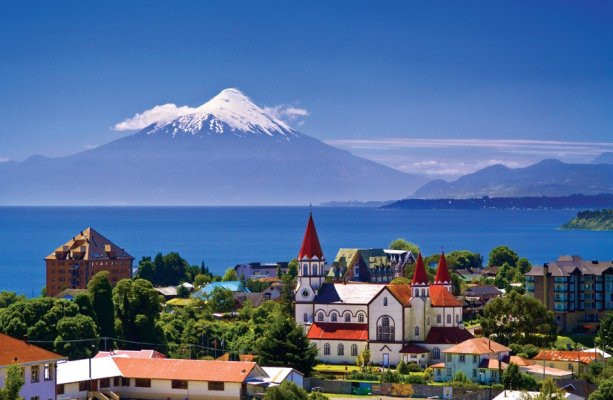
left=389, top=238, right=420, bottom=255
left=521, top=378, right=565, bottom=400
left=73, top=292, right=98, bottom=323
left=55, top=314, right=99, bottom=359
left=135, top=252, right=197, bottom=286
left=503, top=363, right=521, bottom=389
left=0, top=363, right=25, bottom=400
left=263, top=381, right=313, bottom=400
left=113, top=278, right=164, bottom=346
left=589, top=377, right=613, bottom=400
left=597, top=312, right=613, bottom=353
left=193, top=273, right=212, bottom=287
left=481, top=291, right=556, bottom=347
left=0, top=292, right=26, bottom=309
left=517, top=258, right=532, bottom=274
left=176, top=285, right=190, bottom=299
left=256, top=312, right=318, bottom=376
left=489, top=246, right=519, bottom=267
left=447, top=250, right=483, bottom=270
left=222, top=267, right=239, bottom=282
left=206, top=287, right=235, bottom=313
left=286, top=259, right=298, bottom=279
left=87, top=271, right=115, bottom=338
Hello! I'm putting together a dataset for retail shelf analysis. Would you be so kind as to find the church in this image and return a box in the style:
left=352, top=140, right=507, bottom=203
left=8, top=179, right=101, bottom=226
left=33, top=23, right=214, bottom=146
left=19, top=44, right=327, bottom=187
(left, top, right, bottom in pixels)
left=294, top=213, right=473, bottom=368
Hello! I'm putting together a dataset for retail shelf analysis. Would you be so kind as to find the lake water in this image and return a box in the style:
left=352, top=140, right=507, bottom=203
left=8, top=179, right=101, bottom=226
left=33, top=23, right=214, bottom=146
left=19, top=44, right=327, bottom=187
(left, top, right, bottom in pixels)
left=0, top=207, right=611, bottom=296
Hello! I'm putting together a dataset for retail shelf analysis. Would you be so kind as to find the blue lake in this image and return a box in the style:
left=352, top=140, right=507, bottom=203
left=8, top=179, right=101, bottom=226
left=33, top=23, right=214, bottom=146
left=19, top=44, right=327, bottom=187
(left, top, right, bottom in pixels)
left=0, top=207, right=611, bottom=295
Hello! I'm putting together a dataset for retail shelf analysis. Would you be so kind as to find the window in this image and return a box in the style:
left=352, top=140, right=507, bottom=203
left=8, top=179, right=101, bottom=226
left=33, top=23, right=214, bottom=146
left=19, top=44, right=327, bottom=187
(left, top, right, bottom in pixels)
left=358, top=313, right=365, bottom=323
left=338, top=344, right=344, bottom=356
left=473, top=355, right=478, bottom=363
left=301, top=289, right=310, bottom=298
left=446, top=354, right=452, bottom=362
left=331, top=313, right=337, bottom=322
left=30, top=397, right=39, bottom=400
left=437, top=315, right=442, bottom=324
left=446, top=315, right=451, bottom=324
left=318, top=312, right=324, bottom=321
left=135, top=378, right=151, bottom=387
left=354, top=266, right=359, bottom=276
left=376, top=315, right=395, bottom=341
left=172, top=380, right=188, bottom=389
left=324, top=343, right=331, bottom=355
left=208, top=381, right=224, bottom=391
left=456, top=314, right=460, bottom=323
left=415, top=326, right=419, bottom=336
left=432, top=347, right=440, bottom=359
left=43, top=364, right=53, bottom=381
left=491, top=371, right=498, bottom=381
left=473, top=369, right=477, bottom=378
left=302, top=265, right=308, bottom=275
left=351, top=344, right=358, bottom=356
left=56, top=385, right=64, bottom=395
left=79, top=382, right=88, bottom=392
left=383, top=297, right=388, bottom=306
left=303, top=313, right=308, bottom=322
left=100, top=378, right=110, bottom=388
left=421, top=289, right=425, bottom=297
left=446, top=368, right=452, bottom=377
left=121, top=378, right=130, bottom=386
left=31, top=365, right=39, bottom=383
left=345, top=313, right=351, bottom=322
left=113, top=377, right=120, bottom=386
left=459, top=355, right=465, bottom=363
left=427, top=316, right=430, bottom=326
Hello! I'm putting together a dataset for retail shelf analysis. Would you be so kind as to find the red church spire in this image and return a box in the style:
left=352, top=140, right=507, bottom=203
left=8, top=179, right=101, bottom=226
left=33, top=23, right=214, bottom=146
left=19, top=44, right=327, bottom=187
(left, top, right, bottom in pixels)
left=298, top=213, right=324, bottom=260
left=434, top=251, right=452, bottom=284
left=411, top=252, right=429, bottom=286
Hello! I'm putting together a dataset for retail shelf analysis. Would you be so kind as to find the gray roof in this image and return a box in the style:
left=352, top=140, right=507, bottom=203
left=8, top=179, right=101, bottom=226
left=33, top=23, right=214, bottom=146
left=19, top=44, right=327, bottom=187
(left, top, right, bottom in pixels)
left=526, top=255, right=613, bottom=277
left=465, top=285, right=502, bottom=297
left=314, top=283, right=385, bottom=304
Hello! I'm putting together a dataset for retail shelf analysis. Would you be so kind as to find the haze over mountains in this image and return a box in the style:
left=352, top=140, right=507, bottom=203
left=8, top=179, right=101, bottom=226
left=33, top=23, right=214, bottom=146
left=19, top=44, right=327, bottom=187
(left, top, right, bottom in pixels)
left=0, top=89, right=427, bottom=205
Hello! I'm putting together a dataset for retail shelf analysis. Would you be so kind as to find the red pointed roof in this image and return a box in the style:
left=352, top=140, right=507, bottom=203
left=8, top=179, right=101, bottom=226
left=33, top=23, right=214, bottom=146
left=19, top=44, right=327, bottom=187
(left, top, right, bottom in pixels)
left=411, top=253, right=429, bottom=286
left=298, top=214, right=324, bottom=260
left=434, top=251, right=452, bottom=285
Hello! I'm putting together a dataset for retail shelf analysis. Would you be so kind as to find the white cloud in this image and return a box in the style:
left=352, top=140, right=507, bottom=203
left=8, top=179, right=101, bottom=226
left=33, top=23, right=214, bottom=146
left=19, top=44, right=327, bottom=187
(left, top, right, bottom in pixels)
left=0, top=156, right=10, bottom=163
left=262, top=105, right=309, bottom=122
left=113, top=103, right=197, bottom=131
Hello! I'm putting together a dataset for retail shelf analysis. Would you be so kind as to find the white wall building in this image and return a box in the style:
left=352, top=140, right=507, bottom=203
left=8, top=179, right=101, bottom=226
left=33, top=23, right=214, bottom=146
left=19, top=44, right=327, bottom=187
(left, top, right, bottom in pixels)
left=294, top=214, right=473, bottom=367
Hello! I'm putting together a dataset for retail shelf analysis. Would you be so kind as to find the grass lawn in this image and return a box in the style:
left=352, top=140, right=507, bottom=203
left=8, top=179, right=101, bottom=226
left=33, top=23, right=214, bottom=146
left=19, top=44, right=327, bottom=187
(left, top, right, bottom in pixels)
left=555, top=334, right=595, bottom=350
left=314, top=364, right=362, bottom=373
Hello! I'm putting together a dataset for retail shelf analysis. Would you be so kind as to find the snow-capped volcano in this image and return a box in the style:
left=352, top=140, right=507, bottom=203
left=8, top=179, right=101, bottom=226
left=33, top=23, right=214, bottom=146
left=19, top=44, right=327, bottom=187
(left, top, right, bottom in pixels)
left=144, top=88, right=297, bottom=139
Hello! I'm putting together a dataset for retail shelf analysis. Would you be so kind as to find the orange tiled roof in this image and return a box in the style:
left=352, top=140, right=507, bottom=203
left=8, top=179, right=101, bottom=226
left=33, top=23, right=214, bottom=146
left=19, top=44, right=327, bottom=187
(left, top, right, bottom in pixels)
left=113, top=358, right=256, bottom=383
left=307, top=323, right=368, bottom=341
left=386, top=284, right=412, bottom=307
left=533, top=350, right=600, bottom=365
left=431, top=362, right=445, bottom=368
left=46, top=227, right=132, bottom=261
left=479, top=359, right=506, bottom=369
left=0, top=333, right=65, bottom=365
left=430, top=285, right=463, bottom=307
left=444, top=337, right=511, bottom=355
left=507, top=355, right=533, bottom=366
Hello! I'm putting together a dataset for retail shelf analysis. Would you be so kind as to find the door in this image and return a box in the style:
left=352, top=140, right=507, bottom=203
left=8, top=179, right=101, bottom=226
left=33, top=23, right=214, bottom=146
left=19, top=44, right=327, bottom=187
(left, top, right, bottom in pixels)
left=383, top=353, right=389, bottom=367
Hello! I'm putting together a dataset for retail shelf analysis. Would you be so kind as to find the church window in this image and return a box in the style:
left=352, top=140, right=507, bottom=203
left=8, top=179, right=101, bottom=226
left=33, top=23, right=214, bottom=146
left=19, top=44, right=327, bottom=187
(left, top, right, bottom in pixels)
left=421, top=289, right=425, bottom=297
left=345, top=313, right=350, bottom=323
left=415, top=289, right=420, bottom=297
left=358, top=313, right=365, bottom=323
left=337, top=344, right=344, bottom=356
left=324, top=343, right=330, bottom=355
left=415, top=326, right=419, bottom=336
left=331, top=313, right=337, bottom=322
left=447, top=314, right=451, bottom=324
left=376, top=315, right=395, bottom=341
left=432, top=347, right=440, bottom=359
left=318, top=312, right=323, bottom=322
left=303, top=313, right=308, bottom=323
left=437, top=315, right=442, bottom=324
left=302, top=289, right=310, bottom=298
left=351, top=344, right=358, bottom=356
left=302, top=264, right=308, bottom=275
left=383, top=297, right=388, bottom=306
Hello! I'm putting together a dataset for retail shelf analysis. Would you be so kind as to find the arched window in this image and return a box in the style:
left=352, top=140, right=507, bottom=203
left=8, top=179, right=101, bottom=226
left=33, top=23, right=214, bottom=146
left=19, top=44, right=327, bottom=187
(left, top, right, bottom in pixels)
left=456, top=314, right=460, bottom=323
left=415, top=289, right=420, bottom=297
left=432, top=347, right=440, bottom=359
left=331, top=313, right=337, bottom=322
left=376, top=315, right=395, bottom=341
left=318, top=312, right=324, bottom=322
left=303, top=313, right=308, bottom=323
left=421, top=289, right=425, bottom=297
left=324, top=343, right=330, bottom=355
left=358, top=313, right=365, bottom=323
left=415, top=326, right=419, bottom=336
left=383, top=297, right=388, bottom=306
left=337, top=344, right=344, bottom=356
left=351, top=344, right=358, bottom=356
left=302, top=264, right=308, bottom=276
left=447, top=314, right=451, bottom=324
left=345, top=313, right=351, bottom=323
left=437, top=314, right=442, bottom=324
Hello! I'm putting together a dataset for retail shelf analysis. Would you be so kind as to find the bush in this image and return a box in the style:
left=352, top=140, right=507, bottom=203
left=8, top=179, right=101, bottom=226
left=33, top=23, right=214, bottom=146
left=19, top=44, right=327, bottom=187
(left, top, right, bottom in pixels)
left=407, top=362, right=423, bottom=372
left=397, top=360, right=410, bottom=374
left=380, top=370, right=402, bottom=383
left=346, top=371, right=379, bottom=381
left=404, top=374, right=426, bottom=384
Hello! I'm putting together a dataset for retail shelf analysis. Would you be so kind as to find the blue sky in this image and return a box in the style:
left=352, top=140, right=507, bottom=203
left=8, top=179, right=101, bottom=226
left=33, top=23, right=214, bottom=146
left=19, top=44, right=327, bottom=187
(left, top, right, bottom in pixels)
left=1, top=1, right=612, bottom=177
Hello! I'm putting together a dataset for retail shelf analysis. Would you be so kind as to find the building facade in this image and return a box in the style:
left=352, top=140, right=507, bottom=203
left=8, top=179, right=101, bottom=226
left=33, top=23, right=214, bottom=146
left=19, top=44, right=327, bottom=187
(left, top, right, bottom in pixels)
left=234, top=262, right=289, bottom=280
left=45, top=227, right=133, bottom=297
left=0, top=333, right=66, bottom=400
left=525, top=256, right=613, bottom=333
left=294, top=214, right=472, bottom=367
left=327, top=248, right=415, bottom=283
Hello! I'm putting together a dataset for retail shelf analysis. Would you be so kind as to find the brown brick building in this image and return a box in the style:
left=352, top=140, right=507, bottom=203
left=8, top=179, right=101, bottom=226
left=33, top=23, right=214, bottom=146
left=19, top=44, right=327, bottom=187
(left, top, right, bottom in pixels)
left=526, top=255, right=613, bottom=333
left=45, top=227, right=133, bottom=297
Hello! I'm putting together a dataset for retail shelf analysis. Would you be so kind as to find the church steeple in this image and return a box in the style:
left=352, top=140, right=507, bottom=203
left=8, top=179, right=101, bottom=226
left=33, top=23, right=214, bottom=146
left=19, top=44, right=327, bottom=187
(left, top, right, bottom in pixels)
left=433, top=251, right=453, bottom=292
left=411, top=253, right=429, bottom=297
left=295, top=211, right=326, bottom=305
left=298, top=213, right=324, bottom=261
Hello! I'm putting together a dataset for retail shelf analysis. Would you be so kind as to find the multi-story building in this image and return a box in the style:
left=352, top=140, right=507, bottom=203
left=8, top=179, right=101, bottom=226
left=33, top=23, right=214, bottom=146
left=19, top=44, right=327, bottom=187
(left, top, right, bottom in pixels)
left=234, top=262, right=289, bottom=280
left=327, top=248, right=415, bottom=283
left=0, top=333, right=66, bottom=400
left=294, top=213, right=472, bottom=367
left=45, top=227, right=133, bottom=297
left=525, top=256, right=613, bottom=333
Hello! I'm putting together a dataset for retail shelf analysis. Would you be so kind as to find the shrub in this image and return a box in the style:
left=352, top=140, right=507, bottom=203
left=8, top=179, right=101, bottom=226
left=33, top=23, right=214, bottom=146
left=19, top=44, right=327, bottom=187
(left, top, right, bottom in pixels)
left=404, top=374, right=426, bottom=384
left=407, top=362, right=423, bottom=372
left=397, top=360, right=409, bottom=374
left=380, top=370, right=402, bottom=383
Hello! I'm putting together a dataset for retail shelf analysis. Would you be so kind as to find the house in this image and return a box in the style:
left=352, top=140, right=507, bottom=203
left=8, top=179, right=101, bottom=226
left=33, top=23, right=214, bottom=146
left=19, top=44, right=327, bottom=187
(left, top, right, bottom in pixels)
left=327, top=248, right=415, bottom=283
left=233, top=292, right=266, bottom=308
left=45, top=227, right=133, bottom=297
left=533, top=350, right=602, bottom=375
left=57, top=357, right=269, bottom=400
left=193, top=281, right=250, bottom=299
left=0, top=333, right=66, bottom=400
left=54, top=288, right=88, bottom=300
left=464, top=285, right=503, bottom=301
left=525, top=255, right=613, bottom=333
left=294, top=213, right=472, bottom=367
left=234, top=262, right=289, bottom=280
left=94, top=350, right=166, bottom=359
left=261, top=367, right=303, bottom=388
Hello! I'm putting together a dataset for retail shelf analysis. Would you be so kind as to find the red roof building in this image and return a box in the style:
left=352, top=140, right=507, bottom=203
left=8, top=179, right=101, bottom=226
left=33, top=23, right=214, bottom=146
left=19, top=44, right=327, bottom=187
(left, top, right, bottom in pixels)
left=298, top=214, right=324, bottom=260
left=307, top=323, right=369, bottom=341
left=411, top=253, right=429, bottom=286
left=434, top=251, right=452, bottom=286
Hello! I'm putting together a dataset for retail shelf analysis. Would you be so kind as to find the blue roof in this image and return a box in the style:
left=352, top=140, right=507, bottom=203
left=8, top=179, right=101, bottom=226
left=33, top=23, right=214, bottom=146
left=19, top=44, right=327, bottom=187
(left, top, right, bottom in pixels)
left=193, top=281, right=250, bottom=298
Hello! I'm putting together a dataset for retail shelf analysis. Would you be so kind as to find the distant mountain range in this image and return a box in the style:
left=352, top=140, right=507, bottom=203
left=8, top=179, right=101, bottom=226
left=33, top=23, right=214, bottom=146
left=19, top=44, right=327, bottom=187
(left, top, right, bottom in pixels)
left=592, top=152, right=613, bottom=164
left=411, top=159, right=613, bottom=199
left=0, top=89, right=427, bottom=205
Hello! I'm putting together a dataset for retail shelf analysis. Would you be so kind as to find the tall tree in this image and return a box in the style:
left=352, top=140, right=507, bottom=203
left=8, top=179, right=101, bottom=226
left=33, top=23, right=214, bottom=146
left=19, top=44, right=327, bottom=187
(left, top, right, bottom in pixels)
left=256, top=312, right=318, bottom=376
left=597, top=312, right=613, bottom=353
left=488, top=245, right=519, bottom=267
left=206, top=287, right=235, bottom=313
left=389, top=238, right=420, bottom=255
left=88, top=271, right=115, bottom=338
left=73, top=292, right=98, bottom=324
left=55, top=314, right=99, bottom=359
left=0, top=363, right=25, bottom=400
left=521, top=378, right=565, bottom=400
left=447, top=250, right=483, bottom=270
left=589, top=378, right=613, bottom=400
left=222, top=267, right=239, bottom=281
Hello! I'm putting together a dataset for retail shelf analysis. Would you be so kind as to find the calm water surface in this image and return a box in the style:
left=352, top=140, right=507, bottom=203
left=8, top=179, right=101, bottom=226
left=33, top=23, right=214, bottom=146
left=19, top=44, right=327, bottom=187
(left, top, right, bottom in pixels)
left=0, top=207, right=611, bottom=295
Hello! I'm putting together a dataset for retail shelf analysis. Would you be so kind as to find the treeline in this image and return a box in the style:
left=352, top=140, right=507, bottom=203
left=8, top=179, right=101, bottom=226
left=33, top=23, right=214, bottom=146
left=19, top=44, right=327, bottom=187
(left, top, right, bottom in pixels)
left=562, top=208, right=613, bottom=231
